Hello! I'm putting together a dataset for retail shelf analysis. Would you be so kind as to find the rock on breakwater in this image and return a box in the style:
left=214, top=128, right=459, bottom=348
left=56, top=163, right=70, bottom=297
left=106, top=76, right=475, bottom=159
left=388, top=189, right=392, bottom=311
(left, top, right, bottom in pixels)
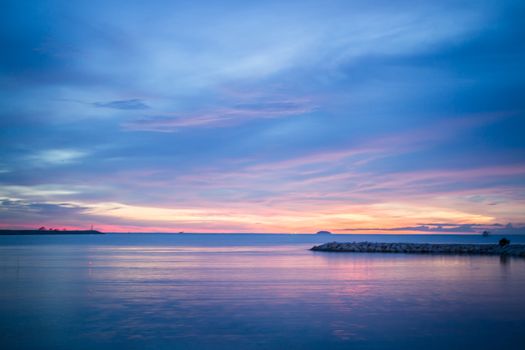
left=311, top=241, right=525, bottom=257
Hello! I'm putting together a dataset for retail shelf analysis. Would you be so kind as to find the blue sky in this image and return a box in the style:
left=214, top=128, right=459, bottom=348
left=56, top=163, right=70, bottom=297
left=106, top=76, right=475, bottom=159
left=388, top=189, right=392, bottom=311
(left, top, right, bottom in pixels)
left=1, top=0, right=524, bottom=232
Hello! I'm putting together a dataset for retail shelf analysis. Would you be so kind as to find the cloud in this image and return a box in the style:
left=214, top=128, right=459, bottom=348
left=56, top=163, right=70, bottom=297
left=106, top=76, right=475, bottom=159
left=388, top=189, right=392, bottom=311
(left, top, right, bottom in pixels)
left=1, top=1, right=524, bottom=232
left=0, top=199, right=89, bottom=221
left=0, top=185, right=80, bottom=198
left=124, top=99, right=316, bottom=131
left=340, top=223, right=525, bottom=235
left=94, top=99, right=150, bottom=110
left=28, top=149, right=88, bottom=166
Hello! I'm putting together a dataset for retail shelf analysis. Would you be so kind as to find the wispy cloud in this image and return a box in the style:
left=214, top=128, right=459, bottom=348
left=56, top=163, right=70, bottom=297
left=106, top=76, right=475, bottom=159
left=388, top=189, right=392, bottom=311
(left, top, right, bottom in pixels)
left=0, top=185, right=81, bottom=198
left=28, top=149, right=88, bottom=166
left=124, top=99, right=316, bottom=131
left=341, top=223, right=525, bottom=235
left=94, top=99, right=150, bottom=110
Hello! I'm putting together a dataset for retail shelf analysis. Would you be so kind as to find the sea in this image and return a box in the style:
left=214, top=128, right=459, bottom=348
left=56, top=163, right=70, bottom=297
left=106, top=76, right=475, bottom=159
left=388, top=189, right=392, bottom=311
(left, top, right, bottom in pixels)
left=1, top=233, right=525, bottom=350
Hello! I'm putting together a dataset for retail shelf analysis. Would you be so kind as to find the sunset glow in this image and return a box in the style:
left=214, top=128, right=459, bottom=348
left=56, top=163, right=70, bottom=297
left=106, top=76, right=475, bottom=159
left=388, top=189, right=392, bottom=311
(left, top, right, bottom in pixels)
left=1, top=0, right=524, bottom=233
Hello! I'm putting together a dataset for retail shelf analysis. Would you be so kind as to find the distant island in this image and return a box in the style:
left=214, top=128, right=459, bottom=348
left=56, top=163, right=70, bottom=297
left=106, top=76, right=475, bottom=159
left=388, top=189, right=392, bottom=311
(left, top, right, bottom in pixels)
left=316, top=230, right=332, bottom=235
left=0, top=229, right=104, bottom=235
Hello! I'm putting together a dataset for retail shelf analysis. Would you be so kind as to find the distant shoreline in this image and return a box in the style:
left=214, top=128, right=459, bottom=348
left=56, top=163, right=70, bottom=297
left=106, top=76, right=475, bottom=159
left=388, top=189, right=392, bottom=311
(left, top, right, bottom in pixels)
left=0, top=230, right=104, bottom=235
left=311, top=242, right=525, bottom=257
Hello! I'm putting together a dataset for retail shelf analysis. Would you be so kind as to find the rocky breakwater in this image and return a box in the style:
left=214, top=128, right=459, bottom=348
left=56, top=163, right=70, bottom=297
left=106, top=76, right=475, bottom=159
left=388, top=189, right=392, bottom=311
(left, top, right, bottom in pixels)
left=311, top=241, right=525, bottom=258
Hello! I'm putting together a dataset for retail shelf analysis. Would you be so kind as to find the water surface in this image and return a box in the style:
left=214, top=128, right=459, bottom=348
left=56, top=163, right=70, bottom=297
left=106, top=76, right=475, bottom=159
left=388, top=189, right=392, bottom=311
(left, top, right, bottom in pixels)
left=1, top=234, right=525, bottom=349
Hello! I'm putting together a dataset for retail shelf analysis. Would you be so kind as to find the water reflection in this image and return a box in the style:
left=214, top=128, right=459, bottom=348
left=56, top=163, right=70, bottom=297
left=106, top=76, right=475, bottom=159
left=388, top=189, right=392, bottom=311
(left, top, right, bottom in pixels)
left=1, top=239, right=525, bottom=350
left=500, top=254, right=510, bottom=266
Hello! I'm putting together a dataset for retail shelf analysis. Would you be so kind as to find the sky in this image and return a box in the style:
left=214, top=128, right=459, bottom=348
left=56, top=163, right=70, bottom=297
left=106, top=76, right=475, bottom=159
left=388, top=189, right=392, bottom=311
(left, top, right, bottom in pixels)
left=1, top=0, right=524, bottom=233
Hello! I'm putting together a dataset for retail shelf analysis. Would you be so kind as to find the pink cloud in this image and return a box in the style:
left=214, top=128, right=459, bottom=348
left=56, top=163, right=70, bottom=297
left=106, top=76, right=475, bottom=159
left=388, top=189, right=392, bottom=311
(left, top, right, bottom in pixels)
left=124, top=98, right=316, bottom=131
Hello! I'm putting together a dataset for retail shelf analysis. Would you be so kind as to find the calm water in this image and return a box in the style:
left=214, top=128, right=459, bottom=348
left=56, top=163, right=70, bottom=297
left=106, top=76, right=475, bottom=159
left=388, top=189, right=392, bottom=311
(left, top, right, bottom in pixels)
left=1, top=234, right=525, bottom=350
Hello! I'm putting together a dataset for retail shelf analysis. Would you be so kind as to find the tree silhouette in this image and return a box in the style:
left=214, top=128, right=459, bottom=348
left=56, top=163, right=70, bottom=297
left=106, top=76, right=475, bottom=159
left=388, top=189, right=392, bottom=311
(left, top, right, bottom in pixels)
left=499, top=238, right=510, bottom=247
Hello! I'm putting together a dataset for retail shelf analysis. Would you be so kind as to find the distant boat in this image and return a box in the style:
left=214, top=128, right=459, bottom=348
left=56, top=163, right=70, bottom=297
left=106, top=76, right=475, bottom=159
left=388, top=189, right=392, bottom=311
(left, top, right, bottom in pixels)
left=482, top=230, right=490, bottom=237
left=316, top=230, right=332, bottom=235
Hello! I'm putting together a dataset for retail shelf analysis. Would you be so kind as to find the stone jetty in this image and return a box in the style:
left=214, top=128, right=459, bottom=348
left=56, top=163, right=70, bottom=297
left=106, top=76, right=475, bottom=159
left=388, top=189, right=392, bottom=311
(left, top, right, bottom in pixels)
left=311, top=241, right=525, bottom=257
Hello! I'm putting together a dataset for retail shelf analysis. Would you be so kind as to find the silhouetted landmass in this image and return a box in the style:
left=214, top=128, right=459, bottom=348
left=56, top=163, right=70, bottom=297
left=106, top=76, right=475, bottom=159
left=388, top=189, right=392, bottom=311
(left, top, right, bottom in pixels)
left=0, top=229, right=104, bottom=235
left=311, top=242, right=525, bottom=257
left=316, top=230, right=332, bottom=235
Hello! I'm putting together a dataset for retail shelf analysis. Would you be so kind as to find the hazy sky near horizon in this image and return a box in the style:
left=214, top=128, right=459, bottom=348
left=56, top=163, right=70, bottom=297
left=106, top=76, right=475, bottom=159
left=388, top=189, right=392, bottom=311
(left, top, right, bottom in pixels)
left=1, top=0, right=525, bottom=232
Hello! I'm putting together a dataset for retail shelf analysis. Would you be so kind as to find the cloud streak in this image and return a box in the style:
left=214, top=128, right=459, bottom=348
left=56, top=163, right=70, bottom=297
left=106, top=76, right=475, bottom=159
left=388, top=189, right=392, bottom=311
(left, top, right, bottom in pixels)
left=125, top=99, right=316, bottom=131
left=27, top=149, right=89, bottom=166
left=341, top=223, right=525, bottom=235
left=94, top=99, right=150, bottom=110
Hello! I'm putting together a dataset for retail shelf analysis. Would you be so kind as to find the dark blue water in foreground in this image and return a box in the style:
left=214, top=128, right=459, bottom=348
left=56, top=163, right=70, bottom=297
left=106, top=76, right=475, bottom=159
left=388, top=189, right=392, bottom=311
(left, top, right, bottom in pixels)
left=1, top=234, right=525, bottom=350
